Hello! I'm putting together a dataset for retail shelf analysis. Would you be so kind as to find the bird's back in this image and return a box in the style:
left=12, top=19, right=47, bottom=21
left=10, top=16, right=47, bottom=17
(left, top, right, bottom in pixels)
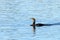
left=35, top=23, right=45, bottom=26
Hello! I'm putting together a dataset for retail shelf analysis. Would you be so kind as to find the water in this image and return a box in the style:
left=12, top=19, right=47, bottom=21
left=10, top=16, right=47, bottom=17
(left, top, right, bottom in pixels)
left=0, top=0, right=60, bottom=40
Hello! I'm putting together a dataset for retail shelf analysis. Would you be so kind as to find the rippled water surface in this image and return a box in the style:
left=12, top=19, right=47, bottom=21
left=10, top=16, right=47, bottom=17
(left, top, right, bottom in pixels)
left=0, top=0, right=60, bottom=40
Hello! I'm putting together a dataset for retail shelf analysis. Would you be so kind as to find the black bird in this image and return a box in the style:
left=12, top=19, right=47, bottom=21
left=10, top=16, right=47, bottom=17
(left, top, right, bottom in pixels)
left=30, top=18, right=60, bottom=33
left=30, top=18, right=46, bottom=32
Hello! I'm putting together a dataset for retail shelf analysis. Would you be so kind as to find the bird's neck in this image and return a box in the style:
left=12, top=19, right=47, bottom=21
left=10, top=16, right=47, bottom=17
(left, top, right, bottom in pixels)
left=33, top=20, right=35, bottom=24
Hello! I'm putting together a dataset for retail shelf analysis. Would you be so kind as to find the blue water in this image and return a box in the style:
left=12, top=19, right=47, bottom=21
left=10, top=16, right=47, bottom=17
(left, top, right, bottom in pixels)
left=0, top=0, right=60, bottom=40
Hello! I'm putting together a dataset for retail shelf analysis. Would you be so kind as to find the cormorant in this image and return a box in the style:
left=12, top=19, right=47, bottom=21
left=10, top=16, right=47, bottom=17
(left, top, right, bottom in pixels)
left=30, top=18, right=45, bottom=26
left=30, top=18, right=45, bottom=32
left=30, top=18, right=53, bottom=32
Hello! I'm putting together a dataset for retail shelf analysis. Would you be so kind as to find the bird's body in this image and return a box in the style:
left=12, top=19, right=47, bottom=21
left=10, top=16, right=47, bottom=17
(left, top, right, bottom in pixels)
left=36, top=23, right=45, bottom=26
left=30, top=23, right=45, bottom=27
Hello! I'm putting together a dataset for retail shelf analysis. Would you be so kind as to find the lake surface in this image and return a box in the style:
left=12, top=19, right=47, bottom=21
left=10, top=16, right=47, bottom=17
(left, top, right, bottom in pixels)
left=0, top=0, right=60, bottom=40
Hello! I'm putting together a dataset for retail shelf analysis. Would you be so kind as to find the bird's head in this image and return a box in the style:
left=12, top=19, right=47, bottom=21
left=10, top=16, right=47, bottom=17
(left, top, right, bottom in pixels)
left=30, top=18, right=36, bottom=24
left=31, top=18, right=35, bottom=21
